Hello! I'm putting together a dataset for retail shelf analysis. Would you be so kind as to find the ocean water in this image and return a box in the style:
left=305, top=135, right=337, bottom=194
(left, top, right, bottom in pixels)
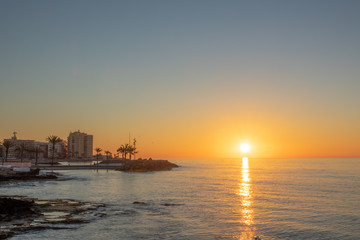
left=1, top=158, right=359, bottom=240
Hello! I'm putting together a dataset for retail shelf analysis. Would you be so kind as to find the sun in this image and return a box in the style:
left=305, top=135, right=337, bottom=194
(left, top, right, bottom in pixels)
left=239, top=142, right=251, bottom=154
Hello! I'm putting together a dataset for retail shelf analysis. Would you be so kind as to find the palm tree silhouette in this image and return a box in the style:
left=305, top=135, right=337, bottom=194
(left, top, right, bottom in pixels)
left=15, top=142, right=27, bottom=162
left=2, top=140, right=15, bottom=164
left=30, top=146, right=43, bottom=166
left=46, top=135, right=62, bottom=166
left=95, top=148, right=102, bottom=163
left=117, top=145, right=126, bottom=159
left=128, top=145, right=137, bottom=160
left=104, top=150, right=111, bottom=160
left=124, top=144, right=130, bottom=160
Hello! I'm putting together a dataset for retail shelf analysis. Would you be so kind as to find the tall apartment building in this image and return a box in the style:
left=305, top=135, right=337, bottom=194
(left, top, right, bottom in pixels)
left=67, top=130, right=93, bottom=158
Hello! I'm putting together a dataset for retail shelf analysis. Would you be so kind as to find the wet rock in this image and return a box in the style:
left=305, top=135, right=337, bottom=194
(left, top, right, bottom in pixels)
left=161, top=203, right=183, bottom=207
left=0, top=198, right=39, bottom=221
left=0, top=168, right=57, bottom=181
left=0, top=196, right=105, bottom=239
left=0, top=230, right=14, bottom=239
left=94, top=212, right=107, bottom=218
left=59, top=216, right=89, bottom=224
left=114, top=209, right=137, bottom=216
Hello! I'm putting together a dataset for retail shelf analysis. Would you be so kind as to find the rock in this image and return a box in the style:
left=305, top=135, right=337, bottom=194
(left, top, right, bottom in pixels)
left=94, top=212, right=107, bottom=218
left=132, top=201, right=147, bottom=205
left=0, top=230, right=14, bottom=239
left=116, top=159, right=179, bottom=172
left=0, top=168, right=57, bottom=181
left=0, top=197, right=105, bottom=239
left=0, top=198, right=39, bottom=221
left=161, top=203, right=183, bottom=207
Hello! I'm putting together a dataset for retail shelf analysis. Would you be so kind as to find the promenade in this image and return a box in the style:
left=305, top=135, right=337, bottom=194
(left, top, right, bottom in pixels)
left=36, top=164, right=122, bottom=170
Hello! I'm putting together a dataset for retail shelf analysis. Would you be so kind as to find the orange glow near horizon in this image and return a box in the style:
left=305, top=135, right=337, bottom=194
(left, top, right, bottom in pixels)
left=1, top=112, right=359, bottom=159
left=1, top=1, right=360, bottom=161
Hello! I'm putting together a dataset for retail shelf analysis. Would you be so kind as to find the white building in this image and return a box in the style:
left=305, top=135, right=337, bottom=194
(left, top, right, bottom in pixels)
left=1, top=132, right=49, bottom=160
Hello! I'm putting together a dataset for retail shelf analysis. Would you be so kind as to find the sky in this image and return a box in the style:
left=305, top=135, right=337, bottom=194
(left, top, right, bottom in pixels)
left=1, top=0, right=359, bottom=158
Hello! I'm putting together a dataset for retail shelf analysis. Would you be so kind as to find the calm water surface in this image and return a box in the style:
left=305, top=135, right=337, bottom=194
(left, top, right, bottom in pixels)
left=1, top=158, right=359, bottom=239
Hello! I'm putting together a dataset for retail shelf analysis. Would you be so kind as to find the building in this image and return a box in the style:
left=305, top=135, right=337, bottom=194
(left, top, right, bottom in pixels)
left=47, top=141, right=66, bottom=159
left=1, top=132, right=49, bottom=160
left=2, top=132, right=34, bottom=160
left=35, top=141, right=49, bottom=159
left=67, top=130, right=93, bottom=158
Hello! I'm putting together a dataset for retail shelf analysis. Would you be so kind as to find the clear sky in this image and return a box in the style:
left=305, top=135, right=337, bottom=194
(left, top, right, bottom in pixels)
left=1, top=0, right=359, bottom=158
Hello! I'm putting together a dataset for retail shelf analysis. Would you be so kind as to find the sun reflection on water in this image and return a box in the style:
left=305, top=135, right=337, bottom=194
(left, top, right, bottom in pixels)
left=238, top=157, right=255, bottom=239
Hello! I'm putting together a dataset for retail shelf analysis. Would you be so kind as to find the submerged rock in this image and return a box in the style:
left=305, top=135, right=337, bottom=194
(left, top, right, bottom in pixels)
left=0, top=230, right=14, bottom=239
left=161, top=203, right=183, bottom=207
left=116, top=159, right=179, bottom=172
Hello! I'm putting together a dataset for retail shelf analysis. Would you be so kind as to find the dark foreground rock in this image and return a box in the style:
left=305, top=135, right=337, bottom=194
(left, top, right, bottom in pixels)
left=115, top=159, right=179, bottom=172
left=0, top=196, right=105, bottom=239
left=0, top=198, right=39, bottom=221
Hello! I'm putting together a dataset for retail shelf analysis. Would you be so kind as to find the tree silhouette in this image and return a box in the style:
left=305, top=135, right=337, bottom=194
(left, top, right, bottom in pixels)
left=95, top=148, right=102, bottom=163
left=46, top=135, right=62, bottom=166
left=2, top=140, right=15, bottom=164
left=29, top=145, right=43, bottom=166
left=117, top=145, right=126, bottom=159
left=104, top=150, right=111, bottom=160
left=128, top=145, right=137, bottom=160
left=15, top=142, right=27, bottom=162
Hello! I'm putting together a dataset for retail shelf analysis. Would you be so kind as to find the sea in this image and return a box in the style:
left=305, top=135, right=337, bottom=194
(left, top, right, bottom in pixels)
left=1, top=158, right=359, bottom=240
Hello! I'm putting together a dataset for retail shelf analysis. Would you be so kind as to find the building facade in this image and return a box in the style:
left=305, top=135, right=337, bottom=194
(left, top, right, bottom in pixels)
left=47, top=141, right=66, bottom=159
left=67, top=130, right=93, bottom=158
left=1, top=132, right=49, bottom=160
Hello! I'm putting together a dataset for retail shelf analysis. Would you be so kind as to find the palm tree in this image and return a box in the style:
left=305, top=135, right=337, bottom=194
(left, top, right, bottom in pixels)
left=128, top=145, right=137, bottom=160
left=2, top=140, right=14, bottom=164
left=104, top=150, right=111, bottom=160
left=15, top=142, right=27, bottom=162
left=30, top=145, right=43, bottom=166
left=124, top=144, right=130, bottom=160
left=46, top=135, right=62, bottom=166
left=117, top=145, right=126, bottom=159
left=95, top=148, right=102, bottom=163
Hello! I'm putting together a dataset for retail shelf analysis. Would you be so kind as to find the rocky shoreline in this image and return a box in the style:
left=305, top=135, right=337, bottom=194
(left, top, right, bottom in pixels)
left=0, top=196, right=105, bottom=239
left=114, top=159, right=179, bottom=172
left=0, top=168, right=58, bottom=182
left=0, top=160, right=179, bottom=238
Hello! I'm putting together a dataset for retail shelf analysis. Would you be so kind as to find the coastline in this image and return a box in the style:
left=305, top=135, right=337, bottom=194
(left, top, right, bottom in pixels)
left=0, top=159, right=179, bottom=238
left=0, top=196, right=105, bottom=239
